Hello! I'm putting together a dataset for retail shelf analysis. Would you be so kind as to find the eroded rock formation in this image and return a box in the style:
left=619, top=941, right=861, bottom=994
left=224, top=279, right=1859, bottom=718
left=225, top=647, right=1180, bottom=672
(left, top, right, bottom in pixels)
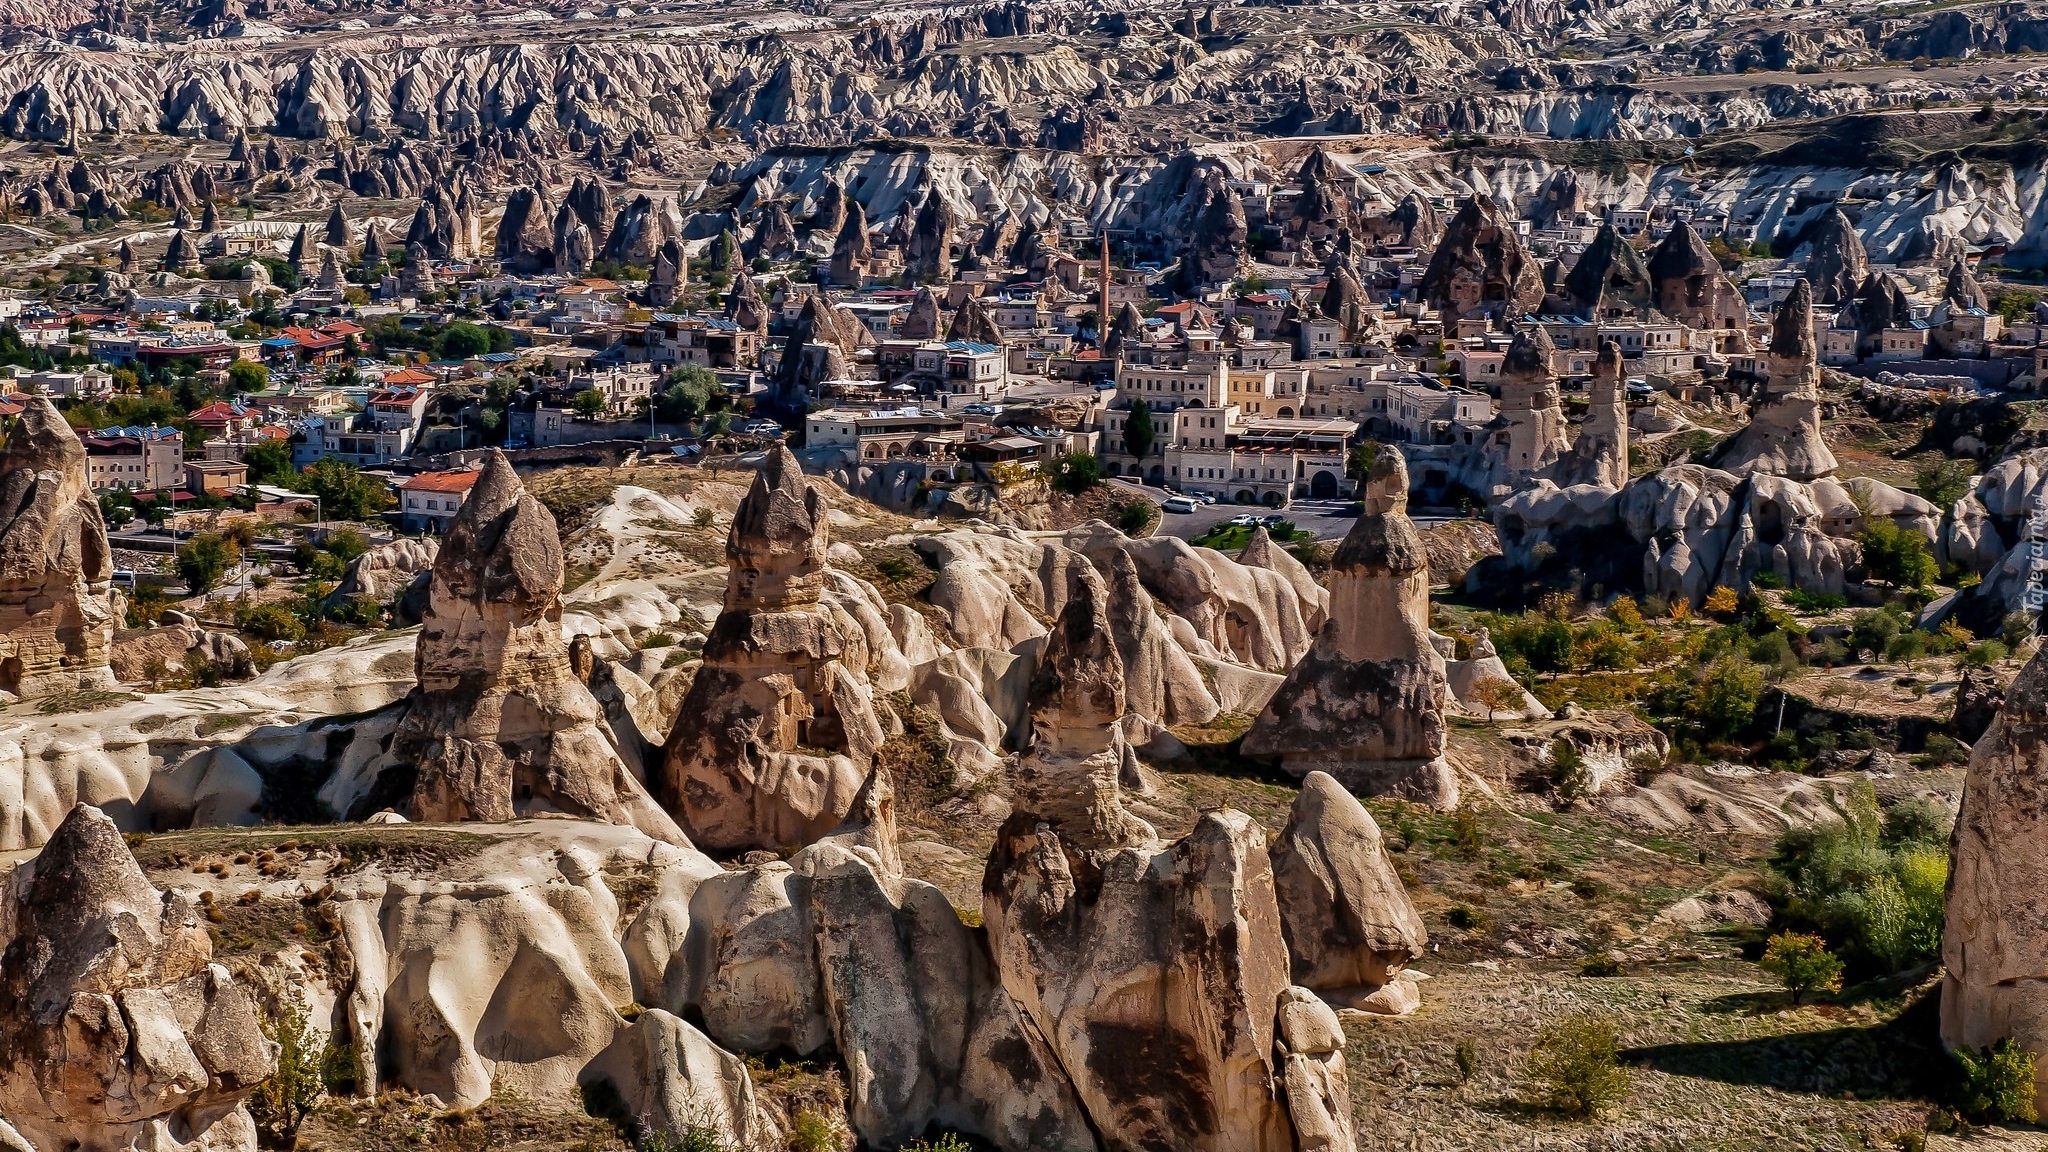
left=661, top=445, right=887, bottom=852
left=0, top=396, right=117, bottom=698
left=1944, top=642, right=2048, bottom=1116
left=392, top=451, right=680, bottom=842
left=0, top=804, right=275, bottom=1152
left=1419, top=196, right=1544, bottom=319
left=1243, top=449, right=1454, bottom=805
left=1715, top=280, right=1838, bottom=481
left=1272, top=772, right=1427, bottom=1010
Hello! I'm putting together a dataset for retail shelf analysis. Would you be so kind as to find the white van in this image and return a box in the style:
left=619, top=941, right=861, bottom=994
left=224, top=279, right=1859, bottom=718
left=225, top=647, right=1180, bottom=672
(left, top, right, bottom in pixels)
left=1161, top=496, right=1199, bottom=514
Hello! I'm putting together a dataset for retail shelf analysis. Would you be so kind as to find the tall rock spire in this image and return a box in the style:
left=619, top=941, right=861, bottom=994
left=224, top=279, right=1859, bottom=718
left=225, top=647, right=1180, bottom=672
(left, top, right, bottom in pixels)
left=1241, top=448, right=1454, bottom=805
left=393, top=450, right=682, bottom=841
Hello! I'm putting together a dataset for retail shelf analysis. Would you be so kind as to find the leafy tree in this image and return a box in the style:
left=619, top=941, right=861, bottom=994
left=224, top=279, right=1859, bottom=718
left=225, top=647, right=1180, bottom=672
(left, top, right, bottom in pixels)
left=1469, top=676, right=1522, bottom=721
left=657, top=365, right=719, bottom=421
left=572, top=388, right=609, bottom=420
left=1123, top=400, right=1155, bottom=461
left=1524, top=1014, right=1631, bottom=1120
left=1346, top=440, right=1381, bottom=481
left=235, top=601, right=306, bottom=643
left=1760, top=931, right=1844, bottom=1003
left=248, top=992, right=325, bottom=1148
left=1859, top=519, right=1937, bottom=589
left=1914, top=457, right=1977, bottom=511
left=435, top=321, right=494, bottom=360
left=324, top=527, right=370, bottom=563
left=241, top=438, right=294, bottom=487
left=226, top=360, right=269, bottom=394
left=299, top=458, right=393, bottom=522
left=1956, top=1038, right=2039, bottom=1124
left=1048, top=451, right=1103, bottom=495
left=176, top=532, right=240, bottom=594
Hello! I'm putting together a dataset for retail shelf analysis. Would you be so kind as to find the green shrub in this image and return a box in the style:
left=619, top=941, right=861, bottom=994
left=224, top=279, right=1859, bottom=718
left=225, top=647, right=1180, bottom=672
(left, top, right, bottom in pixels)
left=1580, top=953, right=1625, bottom=977
left=1449, top=808, right=1486, bottom=859
left=1524, top=1014, right=1632, bottom=1120
left=236, top=601, right=306, bottom=643
left=324, top=526, right=369, bottom=562
left=1963, top=640, right=2010, bottom=667
left=641, top=632, right=676, bottom=649
left=1116, top=498, right=1159, bottom=536
left=1955, top=1037, right=2038, bottom=1123
left=248, top=992, right=327, bottom=1148
left=1760, top=931, right=1844, bottom=1003
left=1767, top=782, right=1950, bottom=976
left=1550, top=738, right=1590, bottom=802
left=788, top=1111, right=839, bottom=1152
left=876, top=556, right=919, bottom=583
left=1454, top=1038, right=1479, bottom=1083
left=1447, top=905, right=1486, bottom=931
left=177, top=532, right=240, bottom=594
left=900, top=1134, right=975, bottom=1152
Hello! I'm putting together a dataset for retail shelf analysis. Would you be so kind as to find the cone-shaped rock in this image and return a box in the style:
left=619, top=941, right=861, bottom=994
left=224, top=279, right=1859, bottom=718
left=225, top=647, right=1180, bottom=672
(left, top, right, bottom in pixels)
left=1944, top=642, right=2048, bottom=1117
left=0, top=804, right=275, bottom=1152
left=1272, top=771, right=1428, bottom=1002
left=661, top=444, right=888, bottom=851
left=1241, top=448, right=1454, bottom=805
left=395, top=451, right=682, bottom=841
left=0, top=396, right=116, bottom=697
left=1419, top=196, right=1544, bottom=319
left=1805, top=208, right=1869, bottom=306
left=1714, top=280, right=1837, bottom=480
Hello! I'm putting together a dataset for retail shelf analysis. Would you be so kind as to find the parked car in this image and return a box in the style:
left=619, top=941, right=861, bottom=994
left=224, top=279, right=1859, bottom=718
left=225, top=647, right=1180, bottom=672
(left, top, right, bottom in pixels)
left=1228, top=514, right=1259, bottom=527
left=962, top=403, right=1000, bottom=415
left=1198, top=493, right=1219, bottom=505
left=1161, top=496, right=1199, bottom=514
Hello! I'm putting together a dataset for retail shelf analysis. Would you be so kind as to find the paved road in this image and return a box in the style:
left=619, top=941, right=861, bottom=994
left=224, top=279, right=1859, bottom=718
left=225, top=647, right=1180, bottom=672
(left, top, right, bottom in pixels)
left=1113, top=478, right=1482, bottom=544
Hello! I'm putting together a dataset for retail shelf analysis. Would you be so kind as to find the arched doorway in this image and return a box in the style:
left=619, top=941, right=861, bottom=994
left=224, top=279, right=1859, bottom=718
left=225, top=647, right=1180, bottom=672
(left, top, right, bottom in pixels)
left=1310, top=470, right=1339, bottom=499
left=1147, top=464, right=1166, bottom=484
left=1262, top=491, right=1284, bottom=508
left=1235, top=490, right=1256, bottom=504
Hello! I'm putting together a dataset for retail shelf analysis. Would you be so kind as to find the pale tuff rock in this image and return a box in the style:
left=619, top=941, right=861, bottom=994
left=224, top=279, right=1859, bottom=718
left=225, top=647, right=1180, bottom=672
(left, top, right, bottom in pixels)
left=661, top=846, right=1094, bottom=1151
left=1186, top=165, right=1251, bottom=286
left=1649, top=218, right=1748, bottom=334
left=1242, top=449, right=1455, bottom=806
left=1275, top=986, right=1359, bottom=1152
left=983, top=806, right=1297, bottom=1152
left=947, top=294, right=1005, bottom=346
left=1715, top=280, right=1838, bottom=481
left=1804, top=207, right=1870, bottom=306
left=1944, top=644, right=2048, bottom=1117
left=322, top=201, right=351, bottom=248
left=1099, top=543, right=1222, bottom=727
left=647, top=237, right=685, bottom=308
left=394, top=451, right=681, bottom=842
left=772, top=293, right=875, bottom=412
left=1272, top=772, right=1428, bottom=1005
left=0, top=804, right=275, bottom=1152
left=0, top=396, right=118, bottom=697
left=1100, top=533, right=1314, bottom=671
left=162, top=228, right=201, bottom=274
left=1238, top=524, right=1330, bottom=630
left=661, top=445, right=886, bottom=852
left=578, top=1010, right=775, bottom=1150
left=1419, top=196, right=1545, bottom=319
left=1559, top=221, right=1652, bottom=319
left=321, top=822, right=720, bottom=1109
left=1498, top=325, right=1570, bottom=480
left=1013, top=567, right=1156, bottom=865
left=1445, top=627, right=1550, bottom=720
left=903, top=187, right=956, bottom=283
left=830, top=195, right=872, bottom=284
left=900, top=285, right=944, bottom=340
left=1554, top=339, right=1630, bottom=489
